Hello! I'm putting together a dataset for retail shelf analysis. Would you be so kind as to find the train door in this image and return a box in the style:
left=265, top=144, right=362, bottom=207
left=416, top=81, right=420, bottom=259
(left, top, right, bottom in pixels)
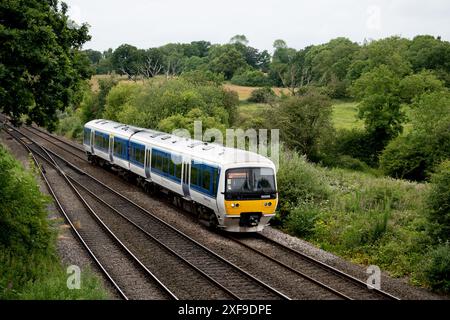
left=144, top=148, right=151, bottom=179
left=182, top=159, right=190, bottom=198
left=108, top=136, right=114, bottom=161
left=90, top=130, right=94, bottom=154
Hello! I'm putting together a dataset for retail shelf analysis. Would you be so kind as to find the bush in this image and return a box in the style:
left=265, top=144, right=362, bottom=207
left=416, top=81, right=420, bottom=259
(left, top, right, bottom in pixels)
left=334, top=129, right=378, bottom=166
left=276, top=150, right=330, bottom=217
left=274, top=89, right=334, bottom=161
left=322, top=154, right=370, bottom=172
left=247, top=87, right=276, bottom=103
left=379, top=135, right=428, bottom=181
left=230, top=69, right=271, bottom=87
left=422, top=244, right=450, bottom=293
left=380, top=91, right=450, bottom=181
left=284, top=204, right=321, bottom=238
left=426, top=160, right=450, bottom=242
left=103, top=79, right=239, bottom=130
left=0, top=145, right=108, bottom=299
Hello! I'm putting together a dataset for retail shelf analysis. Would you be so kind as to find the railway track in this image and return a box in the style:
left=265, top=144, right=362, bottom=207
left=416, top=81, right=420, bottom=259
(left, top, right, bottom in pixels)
left=3, top=125, right=177, bottom=300
left=3, top=123, right=290, bottom=300
left=4, top=119, right=401, bottom=300
left=226, top=234, right=400, bottom=300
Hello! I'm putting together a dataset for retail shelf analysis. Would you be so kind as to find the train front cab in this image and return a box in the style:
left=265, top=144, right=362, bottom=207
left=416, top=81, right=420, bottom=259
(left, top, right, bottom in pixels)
left=218, top=166, right=278, bottom=232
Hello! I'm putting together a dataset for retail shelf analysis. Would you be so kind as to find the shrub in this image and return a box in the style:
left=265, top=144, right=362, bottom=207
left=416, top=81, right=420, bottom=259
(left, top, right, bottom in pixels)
left=322, top=154, right=370, bottom=172
left=276, top=150, right=330, bottom=217
left=0, top=146, right=108, bottom=299
left=380, top=91, right=450, bottom=181
left=274, top=89, right=334, bottom=161
left=230, top=69, right=271, bottom=87
left=379, top=135, right=428, bottom=181
left=426, top=160, right=450, bottom=242
left=103, top=79, right=239, bottom=130
left=422, top=244, right=450, bottom=293
left=284, top=204, right=321, bottom=238
left=334, top=129, right=378, bottom=166
left=247, top=87, right=276, bottom=103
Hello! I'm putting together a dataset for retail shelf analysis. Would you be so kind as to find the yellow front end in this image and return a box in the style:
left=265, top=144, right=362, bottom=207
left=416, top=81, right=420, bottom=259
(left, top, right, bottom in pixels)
left=225, top=199, right=278, bottom=215
left=221, top=198, right=277, bottom=232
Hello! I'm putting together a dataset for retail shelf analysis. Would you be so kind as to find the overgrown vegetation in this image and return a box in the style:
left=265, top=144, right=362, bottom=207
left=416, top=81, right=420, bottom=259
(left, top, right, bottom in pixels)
left=0, top=145, right=108, bottom=299
left=276, top=149, right=432, bottom=284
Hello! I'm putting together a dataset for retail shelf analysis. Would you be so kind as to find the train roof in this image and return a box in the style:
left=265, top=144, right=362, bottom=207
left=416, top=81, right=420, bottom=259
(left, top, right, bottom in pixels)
left=85, top=119, right=274, bottom=167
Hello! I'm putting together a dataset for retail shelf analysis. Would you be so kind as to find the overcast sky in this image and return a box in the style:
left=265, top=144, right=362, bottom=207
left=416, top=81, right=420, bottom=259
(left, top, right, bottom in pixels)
left=64, top=0, right=450, bottom=52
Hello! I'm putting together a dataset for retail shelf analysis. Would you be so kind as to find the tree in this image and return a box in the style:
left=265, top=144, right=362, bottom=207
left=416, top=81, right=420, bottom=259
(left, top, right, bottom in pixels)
left=399, top=71, right=444, bottom=103
left=84, top=49, right=102, bottom=65
left=426, top=160, right=450, bottom=242
left=351, top=65, right=403, bottom=155
left=270, top=44, right=311, bottom=94
left=407, top=35, right=450, bottom=74
left=347, top=36, right=412, bottom=81
left=230, top=34, right=249, bottom=45
left=111, top=44, right=142, bottom=78
left=304, top=37, right=359, bottom=97
left=208, top=45, right=247, bottom=80
left=137, top=48, right=164, bottom=78
left=274, top=88, right=334, bottom=160
left=0, top=0, right=91, bottom=130
left=380, top=91, right=450, bottom=180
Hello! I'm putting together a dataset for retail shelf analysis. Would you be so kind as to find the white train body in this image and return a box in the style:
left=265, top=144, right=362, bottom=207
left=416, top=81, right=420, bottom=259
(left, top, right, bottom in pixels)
left=83, top=119, right=278, bottom=232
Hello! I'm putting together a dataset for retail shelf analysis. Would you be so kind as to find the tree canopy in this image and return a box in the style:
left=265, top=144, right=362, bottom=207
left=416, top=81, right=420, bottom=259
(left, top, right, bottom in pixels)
left=0, top=0, right=91, bottom=130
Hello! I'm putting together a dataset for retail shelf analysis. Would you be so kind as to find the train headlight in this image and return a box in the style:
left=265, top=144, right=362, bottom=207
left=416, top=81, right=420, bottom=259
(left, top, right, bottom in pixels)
left=231, top=203, right=240, bottom=208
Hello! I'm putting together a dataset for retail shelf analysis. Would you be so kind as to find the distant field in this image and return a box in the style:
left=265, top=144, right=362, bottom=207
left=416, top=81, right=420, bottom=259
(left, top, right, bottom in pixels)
left=224, top=84, right=290, bottom=100
left=331, top=101, right=363, bottom=130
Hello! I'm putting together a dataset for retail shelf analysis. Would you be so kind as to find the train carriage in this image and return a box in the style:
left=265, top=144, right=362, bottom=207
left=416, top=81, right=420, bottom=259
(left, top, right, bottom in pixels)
left=83, top=119, right=278, bottom=232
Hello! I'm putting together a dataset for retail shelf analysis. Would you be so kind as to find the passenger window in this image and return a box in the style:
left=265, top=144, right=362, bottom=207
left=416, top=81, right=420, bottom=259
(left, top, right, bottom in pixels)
left=202, top=168, right=211, bottom=191
left=191, top=165, right=198, bottom=186
left=151, top=151, right=157, bottom=168
left=175, top=163, right=182, bottom=179
left=212, top=168, right=219, bottom=195
left=169, top=158, right=175, bottom=176
left=162, top=155, right=169, bottom=173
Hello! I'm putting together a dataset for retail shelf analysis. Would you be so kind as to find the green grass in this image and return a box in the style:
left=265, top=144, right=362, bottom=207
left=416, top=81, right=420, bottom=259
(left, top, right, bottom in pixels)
left=331, top=100, right=364, bottom=130
left=236, top=99, right=364, bottom=131
left=277, top=149, right=435, bottom=286
left=0, top=144, right=110, bottom=299
left=234, top=102, right=271, bottom=129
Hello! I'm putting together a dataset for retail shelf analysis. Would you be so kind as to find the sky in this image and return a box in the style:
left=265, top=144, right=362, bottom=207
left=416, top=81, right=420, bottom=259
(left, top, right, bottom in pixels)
left=64, top=0, right=450, bottom=52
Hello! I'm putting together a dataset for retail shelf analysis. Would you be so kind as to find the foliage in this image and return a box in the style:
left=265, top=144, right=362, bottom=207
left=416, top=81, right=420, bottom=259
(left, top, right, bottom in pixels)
left=231, top=69, right=272, bottom=87
left=333, top=128, right=378, bottom=166
left=351, top=65, right=404, bottom=157
left=103, top=82, right=141, bottom=121
left=274, top=88, right=334, bottom=161
left=277, top=148, right=431, bottom=281
left=181, top=70, right=224, bottom=86
left=158, top=108, right=227, bottom=138
left=380, top=91, right=450, bottom=180
left=0, top=0, right=92, bottom=130
left=208, top=45, right=247, bottom=80
left=0, top=146, right=108, bottom=299
left=276, top=150, right=330, bottom=217
left=426, top=161, right=450, bottom=243
left=421, top=244, right=450, bottom=293
left=399, top=71, right=445, bottom=103
left=247, top=87, right=276, bottom=103
left=103, top=79, right=238, bottom=131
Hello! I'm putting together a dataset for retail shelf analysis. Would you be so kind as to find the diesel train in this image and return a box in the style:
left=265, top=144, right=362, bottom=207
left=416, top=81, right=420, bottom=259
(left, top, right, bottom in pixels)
left=83, top=119, right=278, bottom=232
